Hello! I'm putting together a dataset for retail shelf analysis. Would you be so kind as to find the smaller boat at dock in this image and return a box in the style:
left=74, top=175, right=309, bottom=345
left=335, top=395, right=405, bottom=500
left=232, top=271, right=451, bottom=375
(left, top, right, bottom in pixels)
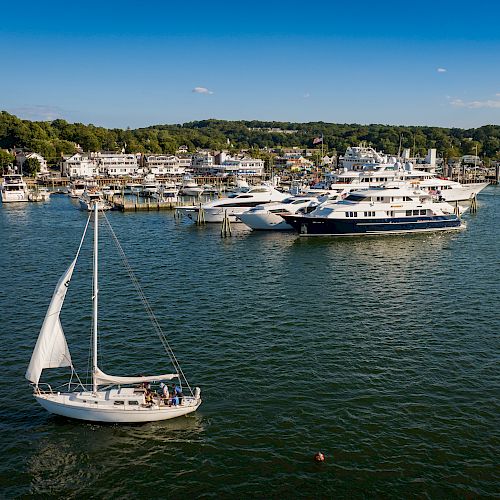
left=28, top=186, right=51, bottom=202
left=180, top=175, right=204, bottom=197
left=78, top=188, right=112, bottom=211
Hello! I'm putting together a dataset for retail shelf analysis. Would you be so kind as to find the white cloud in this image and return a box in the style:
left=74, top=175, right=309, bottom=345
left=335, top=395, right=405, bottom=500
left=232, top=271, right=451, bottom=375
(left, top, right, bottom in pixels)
left=303, top=92, right=310, bottom=98
left=450, top=98, right=500, bottom=109
left=192, top=86, right=213, bottom=95
left=437, top=67, right=447, bottom=73
left=496, top=93, right=500, bottom=97
left=8, top=105, right=65, bottom=121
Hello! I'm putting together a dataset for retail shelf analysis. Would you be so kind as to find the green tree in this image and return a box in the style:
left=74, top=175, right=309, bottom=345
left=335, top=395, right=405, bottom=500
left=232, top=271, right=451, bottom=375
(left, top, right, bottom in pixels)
left=0, top=149, right=15, bottom=175
left=23, top=156, right=41, bottom=177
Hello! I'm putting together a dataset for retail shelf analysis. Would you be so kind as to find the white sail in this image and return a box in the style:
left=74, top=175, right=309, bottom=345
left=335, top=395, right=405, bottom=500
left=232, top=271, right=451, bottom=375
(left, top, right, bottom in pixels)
left=94, top=367, right=178, bottom=386
left=25, top=259, right=76, bottom=384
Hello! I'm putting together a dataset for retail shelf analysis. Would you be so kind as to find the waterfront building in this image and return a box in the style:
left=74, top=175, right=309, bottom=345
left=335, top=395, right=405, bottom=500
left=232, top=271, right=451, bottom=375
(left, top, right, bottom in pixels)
left=15, top=152, right=49, bottom=176
left=61, top=153, right=99, bottom=178
left=191, top=151, right=215, bottom=173
left=94, top=153, right=139, bottom=177
left=144, top=155, right=187, bottom=175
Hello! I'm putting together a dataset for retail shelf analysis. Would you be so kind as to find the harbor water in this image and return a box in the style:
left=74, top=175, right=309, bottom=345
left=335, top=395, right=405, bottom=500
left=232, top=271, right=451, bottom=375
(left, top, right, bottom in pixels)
left=0, top=190, right=498, bottom=497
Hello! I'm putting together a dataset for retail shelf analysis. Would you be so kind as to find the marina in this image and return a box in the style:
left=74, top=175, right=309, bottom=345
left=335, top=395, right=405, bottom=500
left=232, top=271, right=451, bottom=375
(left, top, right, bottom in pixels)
left=0, top=187, right=498, bottom=496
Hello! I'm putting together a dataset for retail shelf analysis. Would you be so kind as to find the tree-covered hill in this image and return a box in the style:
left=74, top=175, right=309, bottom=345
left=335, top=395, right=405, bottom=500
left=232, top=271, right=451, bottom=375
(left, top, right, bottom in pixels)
left=1, top=111, right=498, bottom=165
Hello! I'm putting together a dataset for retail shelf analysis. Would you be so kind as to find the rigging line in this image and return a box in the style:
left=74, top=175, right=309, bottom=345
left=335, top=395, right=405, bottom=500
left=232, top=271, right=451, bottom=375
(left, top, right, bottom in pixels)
left=101, top=212, right=194, bottom=395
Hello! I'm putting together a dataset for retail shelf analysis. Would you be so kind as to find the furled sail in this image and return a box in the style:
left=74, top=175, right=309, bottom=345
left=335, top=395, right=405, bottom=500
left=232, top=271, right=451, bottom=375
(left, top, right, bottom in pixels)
left=25, top=259, right=76, bottom=384
left=94, top=367, right=178, bottom=386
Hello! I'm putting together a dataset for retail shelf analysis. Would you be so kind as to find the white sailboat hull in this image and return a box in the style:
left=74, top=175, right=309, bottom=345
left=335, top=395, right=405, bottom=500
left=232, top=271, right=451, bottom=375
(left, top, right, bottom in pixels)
left=35, top=392, right=201, bottom=423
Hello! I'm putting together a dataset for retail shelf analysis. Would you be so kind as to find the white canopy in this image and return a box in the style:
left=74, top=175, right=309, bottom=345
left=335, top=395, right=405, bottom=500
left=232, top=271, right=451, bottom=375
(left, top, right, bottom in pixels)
left=94, top=367, right=178, bottom=386
left=25, top=259, right=76, bottom=384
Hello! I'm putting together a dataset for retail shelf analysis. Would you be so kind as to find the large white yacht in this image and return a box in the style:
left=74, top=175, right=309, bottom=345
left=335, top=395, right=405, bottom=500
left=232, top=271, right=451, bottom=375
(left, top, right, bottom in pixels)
left=239, top=195, right=328, bottom=231
left=1, top=174, right=29, bottom=203
left=326, top=163, right=488, bottom=202
left=177, top=184, right=287, bottom=223
left=340, top=145, right=389, bottom=170
left=282, top=183, right=465, bottom=237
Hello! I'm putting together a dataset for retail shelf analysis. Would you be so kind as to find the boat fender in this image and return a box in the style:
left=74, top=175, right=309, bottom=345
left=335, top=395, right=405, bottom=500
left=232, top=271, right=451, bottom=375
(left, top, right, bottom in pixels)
left=194, top=387, right=201, bottom=400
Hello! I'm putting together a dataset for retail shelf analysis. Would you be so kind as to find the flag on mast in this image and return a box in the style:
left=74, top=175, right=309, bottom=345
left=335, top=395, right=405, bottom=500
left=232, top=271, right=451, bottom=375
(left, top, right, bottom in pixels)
left=313, top=136, right=323, bottom=145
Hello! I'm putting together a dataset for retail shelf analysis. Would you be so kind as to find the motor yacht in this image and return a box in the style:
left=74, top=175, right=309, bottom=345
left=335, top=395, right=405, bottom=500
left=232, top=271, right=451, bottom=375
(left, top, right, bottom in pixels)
left=180, top=175, right=204, bottom=197
left=282, top=183, right=465, bottom=237
left=140, top=174, right=159, bottom=197
left=79, top=189, right=112, bottom=211
left=1, top=174, right=29, bottom=203
left=177, top=184, right=287, bottom=223
left=326, top=163, right=488, bottom=202
left=67, top=180, right=88, bottom=198
left=238, top=196, right=322, bottom=230
left=28, top=187, right=51, bottom=202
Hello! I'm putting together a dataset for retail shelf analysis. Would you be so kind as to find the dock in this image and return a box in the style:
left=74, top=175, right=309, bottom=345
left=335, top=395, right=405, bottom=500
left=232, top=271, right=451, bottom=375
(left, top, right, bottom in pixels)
left=110, top=196, right=181, bottom=211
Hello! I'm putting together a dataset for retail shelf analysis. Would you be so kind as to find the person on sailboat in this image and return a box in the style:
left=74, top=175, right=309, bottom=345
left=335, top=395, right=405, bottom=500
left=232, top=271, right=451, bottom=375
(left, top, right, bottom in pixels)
left=174, top=384, right=183, bottom=404
left=159, top=382, right=169, bottom=402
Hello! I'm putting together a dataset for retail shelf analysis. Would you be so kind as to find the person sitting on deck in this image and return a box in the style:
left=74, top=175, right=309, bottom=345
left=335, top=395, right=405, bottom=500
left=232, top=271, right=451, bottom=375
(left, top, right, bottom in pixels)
left=159, top=382, right=169, bottom=403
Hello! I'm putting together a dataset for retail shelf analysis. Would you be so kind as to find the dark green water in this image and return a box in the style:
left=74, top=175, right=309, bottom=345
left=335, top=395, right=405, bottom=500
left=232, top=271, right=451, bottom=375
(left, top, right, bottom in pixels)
left=0, top=190, right=498, bottom=498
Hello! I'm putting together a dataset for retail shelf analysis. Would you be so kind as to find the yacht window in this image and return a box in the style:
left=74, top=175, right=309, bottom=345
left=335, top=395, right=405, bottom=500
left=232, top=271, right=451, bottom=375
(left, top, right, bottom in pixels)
left=128, top=400, right=139, bottom=406
left=376, top=196, right=384, bottom=202
left=404, top=197, right=412, bottom=201
left=114, top=400, right=125, bottom=406
left=344, top=194, right=370, bottom=202
left=292, top=199, right=309, bottom=204
left=270, top=208, right=287, bottom=214
left=235, top=195, right=253, bottom=199
left=406, top=210, right=412, bottom=216
left=420, top=209, right=427, bottom=215
left=386, top=211, right=395, bottom=217
left=413, top=210, right=420, bottom=216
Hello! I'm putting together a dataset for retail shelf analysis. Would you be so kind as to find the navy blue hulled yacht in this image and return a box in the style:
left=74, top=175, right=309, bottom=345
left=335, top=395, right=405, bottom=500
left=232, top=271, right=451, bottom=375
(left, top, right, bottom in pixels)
left=281, top=183, right=465, bottom=237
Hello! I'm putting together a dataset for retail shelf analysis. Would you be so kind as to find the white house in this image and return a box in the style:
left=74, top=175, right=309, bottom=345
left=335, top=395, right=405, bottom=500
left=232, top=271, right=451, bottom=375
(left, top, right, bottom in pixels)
left=191, top=151, right=214, bottom=173
left=61, top=153, right=99, bottom=178
left=144, top=155, right=187, bottom=175
left=94, top=153, right=139, bottom=177
left=16, top=152, right=49, bottom=176
left=214, top=156, right=264, bottom=176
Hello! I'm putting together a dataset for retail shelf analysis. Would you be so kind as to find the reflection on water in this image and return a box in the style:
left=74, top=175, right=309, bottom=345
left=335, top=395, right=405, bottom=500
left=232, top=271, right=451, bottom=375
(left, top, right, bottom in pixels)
left=28, top=414, right=206, bottom=495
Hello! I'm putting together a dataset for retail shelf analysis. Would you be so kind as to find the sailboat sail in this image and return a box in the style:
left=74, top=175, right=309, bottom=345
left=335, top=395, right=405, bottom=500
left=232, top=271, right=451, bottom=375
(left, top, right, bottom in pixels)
left=94, top=368, right=178, bottom=386
left=25, top=258, right=77, bottom=384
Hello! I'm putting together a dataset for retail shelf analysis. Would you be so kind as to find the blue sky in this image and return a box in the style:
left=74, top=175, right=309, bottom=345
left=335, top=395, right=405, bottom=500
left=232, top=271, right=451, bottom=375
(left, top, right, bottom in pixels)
left=1, top=0, right=499, bottom=129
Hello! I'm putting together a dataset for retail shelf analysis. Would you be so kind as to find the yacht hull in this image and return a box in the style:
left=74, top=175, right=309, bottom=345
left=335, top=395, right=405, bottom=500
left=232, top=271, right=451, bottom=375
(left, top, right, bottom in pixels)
left=34, top=393, right=201, bottom=423
left=238, top=212, right=293, bottom=230
left=439, top=182, right=489, bottom=202
left=282, top=214, right=464, bottom=236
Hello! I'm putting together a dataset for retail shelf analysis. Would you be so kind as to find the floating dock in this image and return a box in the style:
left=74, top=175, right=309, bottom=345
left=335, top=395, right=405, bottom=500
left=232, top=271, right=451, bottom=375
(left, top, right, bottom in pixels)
left=111, top=196, right=180, bottom=211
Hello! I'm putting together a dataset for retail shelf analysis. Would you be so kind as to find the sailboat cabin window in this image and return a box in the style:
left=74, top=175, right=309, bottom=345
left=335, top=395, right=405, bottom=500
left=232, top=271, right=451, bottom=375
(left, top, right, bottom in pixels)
left=114, top=400, right=125, bottom=406
left=128, top=400, right=139, bottom=406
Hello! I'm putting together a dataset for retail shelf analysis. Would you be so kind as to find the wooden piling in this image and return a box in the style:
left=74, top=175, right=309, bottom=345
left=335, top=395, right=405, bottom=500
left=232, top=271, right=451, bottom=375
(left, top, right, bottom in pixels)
left=221, top=209, right=232, bottom=237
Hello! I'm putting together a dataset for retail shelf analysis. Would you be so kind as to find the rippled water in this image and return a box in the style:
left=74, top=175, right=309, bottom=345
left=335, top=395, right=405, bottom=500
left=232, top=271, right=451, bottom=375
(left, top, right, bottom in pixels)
left=0, top=190, right=498, bottom=497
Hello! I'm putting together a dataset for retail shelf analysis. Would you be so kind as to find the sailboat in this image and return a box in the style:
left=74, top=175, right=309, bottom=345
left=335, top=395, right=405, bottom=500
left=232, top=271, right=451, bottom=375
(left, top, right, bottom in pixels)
left=26, top=203, right=201, bottom=423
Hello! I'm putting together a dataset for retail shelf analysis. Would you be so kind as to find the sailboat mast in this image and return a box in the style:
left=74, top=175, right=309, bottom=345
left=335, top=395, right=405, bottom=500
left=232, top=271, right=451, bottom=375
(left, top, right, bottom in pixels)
left=92, top=202, right=99, bottom=393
